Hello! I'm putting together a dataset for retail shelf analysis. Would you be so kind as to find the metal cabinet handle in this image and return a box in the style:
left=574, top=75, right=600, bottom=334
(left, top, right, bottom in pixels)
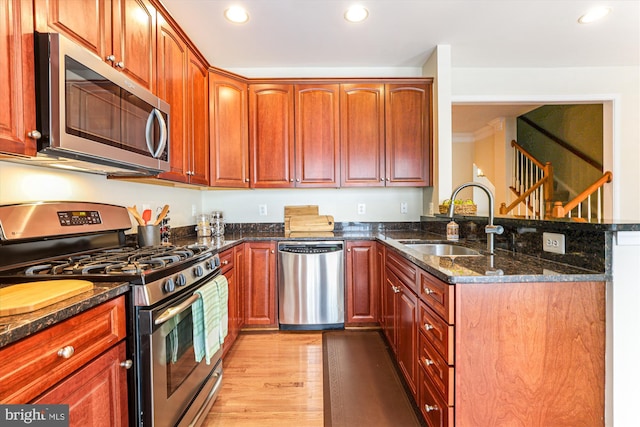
left=423, top=286, right=434, bottom=295
left=120, top=359, right=133, bottom=369
left=245, top=178, right=249, bottom=182
left=392, top=285, right=400, bottom=294
left=105, top=54, right=116, bottom=62
left=222, top=260, right=229, bottom=265
left=424, top=404, right=439, bottom=413
left=422, top=357, right=434, bottom=366
left=271, top=250, right=275, bottom=254
left=290, top=179, right=294, bottom=182
left=27, top=130, right=42, bottom=140
left=424, top=323, right=434, bottom=331
left=347, top=248, right=351, bottom=252
left=57, top=345, right=75, bottom=359
left=115, top=61, right=125, bottom=69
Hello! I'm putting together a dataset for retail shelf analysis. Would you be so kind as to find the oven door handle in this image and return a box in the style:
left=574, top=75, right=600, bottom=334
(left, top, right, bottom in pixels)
left=154, top=293, right=200, bottom=326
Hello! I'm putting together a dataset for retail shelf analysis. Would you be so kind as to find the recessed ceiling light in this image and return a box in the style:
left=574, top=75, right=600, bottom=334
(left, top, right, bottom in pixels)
left=224, top=6, right=249, bottom=24
left=578, top=6, right=611, bottom=24
left=344, top=5, right=368, bottom=23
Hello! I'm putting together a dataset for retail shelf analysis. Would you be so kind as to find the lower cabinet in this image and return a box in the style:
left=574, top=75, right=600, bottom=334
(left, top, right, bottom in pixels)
left=243, top=241, right=277, bottom=327
left=34, top=342, right=129, bottom=426
left=345, top=240, right=378, bottom=325
left=0, top=296, right=129, bottom=423
left=220, top=244, right=245, bottom=356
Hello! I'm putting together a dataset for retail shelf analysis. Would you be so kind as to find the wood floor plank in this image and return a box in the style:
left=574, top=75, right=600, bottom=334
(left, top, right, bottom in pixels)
left=204, top=332, right=324, bottom=427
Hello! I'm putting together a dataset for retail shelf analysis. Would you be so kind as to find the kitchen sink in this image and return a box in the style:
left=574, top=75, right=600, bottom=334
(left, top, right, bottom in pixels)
left=401, top=242, right=482, bottom=257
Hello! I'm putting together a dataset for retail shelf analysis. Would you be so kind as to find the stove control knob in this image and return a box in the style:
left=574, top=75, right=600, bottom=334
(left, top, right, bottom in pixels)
left=193, top=265, right=204, bottom=277
left=164, top=278, right=176, bottom=293
left=175, top=273, right=187, bottom=287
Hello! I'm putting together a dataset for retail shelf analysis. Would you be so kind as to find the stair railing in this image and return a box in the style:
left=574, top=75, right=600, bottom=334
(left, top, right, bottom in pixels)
left=551, top=171, right=612, bottom=222
left=500, top=140, right=554, bottom=219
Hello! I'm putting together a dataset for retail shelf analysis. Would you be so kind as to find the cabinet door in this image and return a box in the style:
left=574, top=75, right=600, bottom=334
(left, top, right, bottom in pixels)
left=244, top=241, right=277, bottom=326
left=156, top=16, right=188, bottom=183
left=112, top=0, right=156, bottom=91
left=249, top=84, right=295, bottom=188
left=210, top=72, right=249, bottom=187
left=294, top=84, right=340, bottom=187
left=346, top=240, right=378, bottom=325
left=340, top=84, right=385, bottom=186
left=382, top=268, right=399, bottom=353
left=186, top=50, right=209, bottom=185
left=385, top=83, right=432, bottom=186
left=0, top=0, right=37, bottom=156
left=396, top=282, right=418, bottom=397
left=34, top=0, right=111, bottom=60
left=34, top=342, right=129, bottom=427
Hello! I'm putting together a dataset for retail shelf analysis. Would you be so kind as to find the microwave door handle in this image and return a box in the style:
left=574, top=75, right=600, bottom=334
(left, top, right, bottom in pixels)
left=154, top=293, right=201, bottom=326
left=144, top=109, right=168, bottom=158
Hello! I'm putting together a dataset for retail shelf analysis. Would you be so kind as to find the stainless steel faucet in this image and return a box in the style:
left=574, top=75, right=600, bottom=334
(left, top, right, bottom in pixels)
left=447, top=182, right=504, bottom=254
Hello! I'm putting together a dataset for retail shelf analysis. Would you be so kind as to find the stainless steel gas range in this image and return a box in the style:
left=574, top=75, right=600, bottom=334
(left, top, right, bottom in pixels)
left=0, top=201, right=224, bottom=427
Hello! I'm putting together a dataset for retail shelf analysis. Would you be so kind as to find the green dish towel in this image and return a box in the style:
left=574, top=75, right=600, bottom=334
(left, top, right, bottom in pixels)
left=193, top=276, right=222, bottom=364
left=216, top=275, right=229, bottom=343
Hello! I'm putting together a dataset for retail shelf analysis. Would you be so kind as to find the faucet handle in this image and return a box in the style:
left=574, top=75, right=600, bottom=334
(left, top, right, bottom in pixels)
left=485, top=224, right=504, bottom=235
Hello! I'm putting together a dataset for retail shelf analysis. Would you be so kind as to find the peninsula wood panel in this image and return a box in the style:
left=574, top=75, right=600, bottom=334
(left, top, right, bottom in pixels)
left=0, top=0, right=37, bottom=156
left=249, top=84, right=295, bottom=188
left=455, top=280, right=605, bottom=426
left=345, top=240, right=378, bottom=325
left=340, top=83, right=385, bottom=186
left=210, top=72, right=249, bottom=187
left=294, top=84, right=340, bottom=187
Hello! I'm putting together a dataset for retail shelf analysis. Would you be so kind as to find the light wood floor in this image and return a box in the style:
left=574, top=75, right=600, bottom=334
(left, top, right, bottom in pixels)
left=203, top=332, right=324, bottom=427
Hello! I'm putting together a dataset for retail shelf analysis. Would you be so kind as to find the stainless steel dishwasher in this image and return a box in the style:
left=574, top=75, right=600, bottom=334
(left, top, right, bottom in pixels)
left=277, top=241, right=344, bottom=330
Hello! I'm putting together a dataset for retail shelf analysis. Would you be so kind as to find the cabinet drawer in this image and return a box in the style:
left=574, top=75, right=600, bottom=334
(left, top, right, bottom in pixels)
left=386, top=251, right=417, bottom=292
left=0, top=296, right=126, bottom=403
left=419, top=301, right=454, bottom=365
left=419, top=332, right=454, bottom=405
left=220, top=248, right=235, bottom=274
left=419, top=368, right=454, bottom=427
left=419, top=271, right=454, bottom=323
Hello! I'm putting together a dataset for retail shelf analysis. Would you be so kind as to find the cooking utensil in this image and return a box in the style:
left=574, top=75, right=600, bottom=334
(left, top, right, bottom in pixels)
left=127, top=205, right=145, bottom=226
left=154, top=204, right=170, bottom=226
left=142, top=209, right=152, bottom=225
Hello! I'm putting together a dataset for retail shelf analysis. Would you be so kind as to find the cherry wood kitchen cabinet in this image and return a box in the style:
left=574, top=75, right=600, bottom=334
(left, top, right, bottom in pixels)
left=385, top=83, right=432, bottom=186
left=210, top=71, right=249, bottom=188
left=34, top=0, right=157, bottom=91
left=243, top=241, right=277, bottom=327
left=345, top=240, right=379, bottom=325
left=294, top=84, right=340, bottom=187
left=156, top=15, right=209, bottom=185
left=0, top=0, right=37, bottom=157
left=34, top=342, right=129, bottom=427
left=340, top=83, right=385, bottom=186
left=249, top=84, right=295, bottom=188
left=376, top=242, right=386, bottom=325
left=220, top=244, right=245, bottom=356
left=0, top=296, right=128, bottom=405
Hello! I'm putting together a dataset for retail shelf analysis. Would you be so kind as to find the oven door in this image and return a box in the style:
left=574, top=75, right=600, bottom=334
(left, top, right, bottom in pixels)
left=138, top=279, right=223, bottom=427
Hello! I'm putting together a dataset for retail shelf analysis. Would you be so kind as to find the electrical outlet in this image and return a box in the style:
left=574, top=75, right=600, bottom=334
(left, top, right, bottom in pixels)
left=191, top=204, right=197, bottom=216
left=400, top=202, right=408, bottom=214
left=357, top=203, right=366, bottom=215
left=259, top=204, right=268, bottom=216
left=543, top=232, right=565, bottom=254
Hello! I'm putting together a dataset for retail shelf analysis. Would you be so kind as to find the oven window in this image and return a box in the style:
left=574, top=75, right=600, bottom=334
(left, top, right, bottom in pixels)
left=165, top=310, right=199, bottom=396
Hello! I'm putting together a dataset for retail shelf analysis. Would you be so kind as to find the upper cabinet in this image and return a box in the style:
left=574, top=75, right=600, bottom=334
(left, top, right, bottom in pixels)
left=210, top=71, right=249, bottom=188
left=34, top=0, right=157, bottom=91
left=0, top=0, right=37, bottom=156
left=249, top=84, right=295, bottom=188
left=385, top=83, right=432, bottom=186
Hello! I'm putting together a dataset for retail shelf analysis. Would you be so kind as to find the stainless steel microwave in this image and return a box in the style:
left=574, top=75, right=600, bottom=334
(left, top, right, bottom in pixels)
left=30, top=32, right=170, bottom=176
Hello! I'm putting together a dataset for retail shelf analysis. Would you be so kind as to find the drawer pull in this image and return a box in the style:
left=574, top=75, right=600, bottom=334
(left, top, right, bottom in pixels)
left=120, top=359, right=133, bottom=369
left=222, top=260, right=229, bottom=265
left=392, top=285, right=401, bottom=294
left=424, top=404, right=439, bottom=413
left=423, top=286, right=434, bottom=295
left=422, top=357, right=434, bottom=366
left=424, top=323, right=434, bottom=331
left=57, top=345, right=75, bottom=359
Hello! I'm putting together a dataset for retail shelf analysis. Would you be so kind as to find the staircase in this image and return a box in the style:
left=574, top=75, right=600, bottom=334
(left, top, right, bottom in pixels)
left=499, top=140, right=612, bottom=222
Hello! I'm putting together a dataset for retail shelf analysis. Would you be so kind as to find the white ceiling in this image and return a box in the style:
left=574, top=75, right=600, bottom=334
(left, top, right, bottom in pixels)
left=159, top=0, right=639, bottom=133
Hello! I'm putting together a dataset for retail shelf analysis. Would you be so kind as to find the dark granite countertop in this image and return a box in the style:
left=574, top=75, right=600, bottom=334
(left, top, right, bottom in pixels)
left=0, top=281, right=129, bottom=348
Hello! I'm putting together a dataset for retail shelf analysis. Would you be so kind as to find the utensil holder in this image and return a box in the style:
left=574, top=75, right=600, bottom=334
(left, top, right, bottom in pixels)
left=138, top=225, right=161, bottom=247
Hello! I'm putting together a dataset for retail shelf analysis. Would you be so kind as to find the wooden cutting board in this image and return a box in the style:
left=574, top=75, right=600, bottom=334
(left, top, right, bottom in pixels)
left=284, top=205, right=319, bottom=231
left=289, top=215, right=335, bottom=232
left=0, top=280, right=94, bottom=316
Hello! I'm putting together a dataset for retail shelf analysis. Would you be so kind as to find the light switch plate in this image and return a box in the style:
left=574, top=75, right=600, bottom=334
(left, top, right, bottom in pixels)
left=543, top=232, right=565, bottom=254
